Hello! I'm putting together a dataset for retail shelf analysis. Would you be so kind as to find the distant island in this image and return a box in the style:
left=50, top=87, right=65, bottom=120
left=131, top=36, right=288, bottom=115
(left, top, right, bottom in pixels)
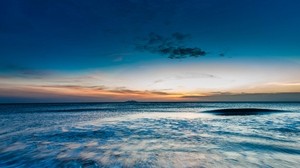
left=124, top=100, right=139, bottom=103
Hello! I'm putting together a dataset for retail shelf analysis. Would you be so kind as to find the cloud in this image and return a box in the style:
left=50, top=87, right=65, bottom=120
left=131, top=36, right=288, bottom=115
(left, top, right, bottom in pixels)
left=174, top=73, right=218, bottom=79
left=0, top=64, right=52, bottom=79
left=113, top=56, right=123, bottom=62
left=0, top=83, right=183, bottom=103
left=35, top=84, right=176, bottom=97
left=0, top=86, right=117, bottom=103
left=154, top=79, right=164, bottom=84
left=109, top=89, right=172, bottom=96
left=38, top=84, right=106, bottom=90
left=171, top=32, right=190, bottom=41
left=181, top=92, right=300, bottom=102
left=219, top=53, right=225, bottom=57
left=151, top=73, right=218, bottom=86
left=136, top=32, right=207, bottom=59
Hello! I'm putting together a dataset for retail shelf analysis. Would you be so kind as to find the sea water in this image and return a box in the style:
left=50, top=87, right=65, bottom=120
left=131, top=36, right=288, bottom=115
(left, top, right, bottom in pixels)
left=0, top=102, right=299, bottom=167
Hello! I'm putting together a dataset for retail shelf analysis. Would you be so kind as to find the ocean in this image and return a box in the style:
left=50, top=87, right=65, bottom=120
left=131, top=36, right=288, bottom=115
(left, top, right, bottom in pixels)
left=0, top=102, right=299, bottom=168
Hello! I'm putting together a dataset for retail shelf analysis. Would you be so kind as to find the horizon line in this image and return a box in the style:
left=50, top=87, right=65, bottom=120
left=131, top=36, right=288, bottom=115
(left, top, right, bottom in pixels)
left=1, top=101, right=300, bottom=105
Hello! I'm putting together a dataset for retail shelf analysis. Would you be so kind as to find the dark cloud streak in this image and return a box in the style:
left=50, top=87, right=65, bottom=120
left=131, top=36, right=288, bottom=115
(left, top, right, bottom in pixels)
left=181, top=92, right=300, bottom=102
left=37, top=84, right=174, bottom=96
left=136, top=32, right=207, bottom=59
left=0, top=64, right=52, bottom=79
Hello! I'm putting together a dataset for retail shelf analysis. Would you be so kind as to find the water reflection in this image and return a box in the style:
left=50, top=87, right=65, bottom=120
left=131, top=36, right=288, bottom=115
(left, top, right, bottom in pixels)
left=0, top=103, right=299, bottom=167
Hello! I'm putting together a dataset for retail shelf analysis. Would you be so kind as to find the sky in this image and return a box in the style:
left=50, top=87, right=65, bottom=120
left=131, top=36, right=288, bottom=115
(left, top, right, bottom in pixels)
left=0, top=0, right=300, bottom=103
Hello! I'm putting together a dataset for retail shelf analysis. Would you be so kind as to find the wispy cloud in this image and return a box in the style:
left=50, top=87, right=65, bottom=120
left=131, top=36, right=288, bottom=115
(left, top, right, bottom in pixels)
left=181, top=92, right=300, bottom=102
left=151, top=72, right=218, bottom=86
left=0, top=83, right=185, bottom=103
left=33, top=84, right=180, bottom=97
left=0, top=64, right=52, bottom=79
left=265, top=82, right=300, bottom=86
left=174, top=73, right=218, bottom=79
left=136, top=32, right=207, bottom=59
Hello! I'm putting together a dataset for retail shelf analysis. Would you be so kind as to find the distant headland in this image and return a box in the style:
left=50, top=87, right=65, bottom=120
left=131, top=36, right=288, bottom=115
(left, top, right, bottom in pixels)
left=124, top=100, right=139, bottom=103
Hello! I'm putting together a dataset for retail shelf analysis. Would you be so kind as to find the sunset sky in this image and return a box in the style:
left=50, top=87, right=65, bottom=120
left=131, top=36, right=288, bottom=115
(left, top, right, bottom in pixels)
left=1, top=0, right=300, bottom=103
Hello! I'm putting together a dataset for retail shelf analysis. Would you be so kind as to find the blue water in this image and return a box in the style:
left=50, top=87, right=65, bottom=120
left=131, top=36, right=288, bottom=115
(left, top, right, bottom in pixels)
left=0, top=102, right=299, bottom=167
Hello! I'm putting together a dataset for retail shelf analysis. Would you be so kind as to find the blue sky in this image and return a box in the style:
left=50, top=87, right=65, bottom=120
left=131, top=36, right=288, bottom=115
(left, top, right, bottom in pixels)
left=0, top=0, right=300, bottom=102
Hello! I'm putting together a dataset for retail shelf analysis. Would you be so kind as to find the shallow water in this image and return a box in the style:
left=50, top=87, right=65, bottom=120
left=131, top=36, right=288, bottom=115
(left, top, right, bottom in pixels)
left=0, top=102, right=299, bottom=167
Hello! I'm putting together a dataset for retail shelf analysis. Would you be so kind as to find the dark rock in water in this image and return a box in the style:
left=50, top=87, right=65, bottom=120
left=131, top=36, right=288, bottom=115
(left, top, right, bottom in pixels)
left=204, top=108, right=285, bottom=116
